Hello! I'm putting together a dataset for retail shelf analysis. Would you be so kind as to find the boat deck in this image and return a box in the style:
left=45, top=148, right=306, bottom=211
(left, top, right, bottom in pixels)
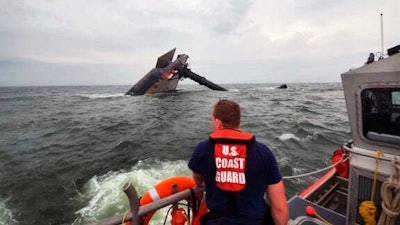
left=303, top=175, right=348, bottom=215
left=288, top=196, right=346, bottom=225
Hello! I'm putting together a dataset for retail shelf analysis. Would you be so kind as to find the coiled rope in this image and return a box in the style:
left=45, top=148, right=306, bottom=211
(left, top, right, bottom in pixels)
left=377, top=157, right=400, bottom=225
left=283, top=155, right=349, bottom=180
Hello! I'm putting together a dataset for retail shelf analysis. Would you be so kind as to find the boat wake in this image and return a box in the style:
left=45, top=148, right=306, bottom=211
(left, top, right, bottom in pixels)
left=0, top=197, right=16, bottom=225
left=73, top=160, right=191, bottom=225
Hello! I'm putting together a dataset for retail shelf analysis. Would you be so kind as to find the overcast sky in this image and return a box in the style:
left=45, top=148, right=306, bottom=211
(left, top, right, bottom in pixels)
left=0, top=0, right=399, bottom=86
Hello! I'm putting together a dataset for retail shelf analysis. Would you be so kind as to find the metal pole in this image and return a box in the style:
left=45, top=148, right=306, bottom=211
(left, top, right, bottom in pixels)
left=380, top=13, right=384, bottom=59
left=87, top=187, right=205, bottom=225
left=123, top=183, right=139, bottom=225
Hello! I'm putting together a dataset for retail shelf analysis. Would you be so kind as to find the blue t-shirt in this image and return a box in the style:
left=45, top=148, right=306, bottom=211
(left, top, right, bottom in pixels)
left=188, top=137, right=282, bottom=222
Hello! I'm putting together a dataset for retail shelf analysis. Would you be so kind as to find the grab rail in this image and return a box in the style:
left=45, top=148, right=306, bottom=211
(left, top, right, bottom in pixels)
left=88, top=185, right=204, bottom=225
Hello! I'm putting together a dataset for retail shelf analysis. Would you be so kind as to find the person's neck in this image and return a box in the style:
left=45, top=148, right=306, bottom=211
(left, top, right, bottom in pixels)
left=216, top=127, right=239, bottom=131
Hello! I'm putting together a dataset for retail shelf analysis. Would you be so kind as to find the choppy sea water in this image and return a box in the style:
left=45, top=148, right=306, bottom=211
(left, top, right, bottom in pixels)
left=0, top=83, right=350, bottom=225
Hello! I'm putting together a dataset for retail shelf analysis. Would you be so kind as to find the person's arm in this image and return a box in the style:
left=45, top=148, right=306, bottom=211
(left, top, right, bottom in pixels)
left=192, top=172, right=205, bottom=187
left=267, top=180, right=289, bottom=225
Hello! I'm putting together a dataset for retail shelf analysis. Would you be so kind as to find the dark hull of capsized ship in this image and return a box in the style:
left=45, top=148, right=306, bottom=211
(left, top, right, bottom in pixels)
left=125, top=49, right=227, bottom=96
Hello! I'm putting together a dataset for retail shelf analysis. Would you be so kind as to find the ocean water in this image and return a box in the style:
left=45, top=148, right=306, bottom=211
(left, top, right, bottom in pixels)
left=0, top=83, right=350, bottom=225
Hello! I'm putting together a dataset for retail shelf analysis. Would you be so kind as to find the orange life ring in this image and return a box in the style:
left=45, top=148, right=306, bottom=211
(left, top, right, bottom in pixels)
left=138, top=176, right=201, bottom=225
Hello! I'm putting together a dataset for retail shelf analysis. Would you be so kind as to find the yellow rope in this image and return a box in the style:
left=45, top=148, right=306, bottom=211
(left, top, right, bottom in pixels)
left=121, top=210, right=129, bottom=225
left=314, top=211, right=334, bottom=225
left=359, top=201, right=377, bottom=225
left=371, top=151, right=382, bottom=201
left=358, top=150, right=382, bottom=225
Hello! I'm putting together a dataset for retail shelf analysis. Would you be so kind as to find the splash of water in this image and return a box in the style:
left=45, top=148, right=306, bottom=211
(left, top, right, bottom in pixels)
left=0, top=198, right=17, bottom=225
left=73, top=160, right=191, bottom=225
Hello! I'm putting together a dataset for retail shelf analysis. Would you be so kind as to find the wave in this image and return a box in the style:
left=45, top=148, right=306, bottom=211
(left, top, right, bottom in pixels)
left=278, top=133, right=313, bottom=142
left=74, top=93, right=126, bottom=100
left=0, top=197, right=17, bottom=225
left=279, top=133, right=301, bottom=141
left=73, top=160, right=191, bottom=225
left=0, top=95, right=46, bottom=102
left=1, top=83, right=351, bottom=225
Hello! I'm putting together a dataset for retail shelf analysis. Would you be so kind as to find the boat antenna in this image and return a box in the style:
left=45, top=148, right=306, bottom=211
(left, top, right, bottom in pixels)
left=379, top=13, right=384, bottom=59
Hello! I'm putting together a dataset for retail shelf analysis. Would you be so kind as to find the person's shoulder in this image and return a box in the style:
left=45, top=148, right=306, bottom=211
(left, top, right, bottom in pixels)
left=194, top=138, right=213, bottom=150
left=252, top=141, right=274, bottom=155
left=253, top=140, right=271, bottom=149
left=197, top=138, right=212, bottom=146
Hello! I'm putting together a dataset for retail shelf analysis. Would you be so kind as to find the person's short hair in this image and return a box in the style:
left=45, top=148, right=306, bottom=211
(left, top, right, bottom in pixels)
left=213, top=99, right=241, bottom=129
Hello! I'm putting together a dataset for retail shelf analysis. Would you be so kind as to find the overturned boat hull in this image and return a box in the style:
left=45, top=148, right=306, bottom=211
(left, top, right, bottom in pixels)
left=125, top=49, right=226, bottom=96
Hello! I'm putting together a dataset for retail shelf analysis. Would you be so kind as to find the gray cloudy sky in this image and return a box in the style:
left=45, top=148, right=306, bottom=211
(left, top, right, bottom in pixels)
left=0, top=0, right=399, bottom=86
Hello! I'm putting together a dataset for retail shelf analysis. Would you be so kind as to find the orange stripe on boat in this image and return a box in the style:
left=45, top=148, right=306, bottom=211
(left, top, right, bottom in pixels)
left=299, top=167, right=337, bottom=199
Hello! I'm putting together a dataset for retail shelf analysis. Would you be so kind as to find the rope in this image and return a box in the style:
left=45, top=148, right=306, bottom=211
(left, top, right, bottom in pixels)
left=359, top=150, right=382, bottom=225
left=371, top=151, right=383, bottom=201
left=314, top=211, right=334, bottom=225
left=121, top=210, right=129, bottom=225
left=377, top=157, right=400, bottom=225
left=306, top=205, right=334, bottom=225
left=359, top=201, right=377, bottom=225
left=283, top=155, right=349, bottom=180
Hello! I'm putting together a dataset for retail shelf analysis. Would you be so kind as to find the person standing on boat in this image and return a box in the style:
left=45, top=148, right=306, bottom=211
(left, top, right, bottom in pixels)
left=188, top=99, right=288, bottom=225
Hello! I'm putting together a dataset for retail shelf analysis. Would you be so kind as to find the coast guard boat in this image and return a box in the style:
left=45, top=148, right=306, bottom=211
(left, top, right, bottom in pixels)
left=89, top=44, right=400, bottom=225
left=287, top=43, right=400, bottom=225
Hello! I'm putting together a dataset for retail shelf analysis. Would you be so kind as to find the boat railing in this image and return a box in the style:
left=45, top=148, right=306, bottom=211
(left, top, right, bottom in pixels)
left=342, top=143, right=397, bottom=162
left=87, top=183, right=204, bottom=225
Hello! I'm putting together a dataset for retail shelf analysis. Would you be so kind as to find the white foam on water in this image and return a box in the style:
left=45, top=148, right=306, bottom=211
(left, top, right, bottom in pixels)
left=278, top=133, right=313, bottom=142
left=278, top=133, right=301, bottom=141
left=83, top=93, right=126, bottom=99
left=73, top=160, right=191, bottom=225
left=288, top=167, right=311, bottom=184
left=0, top=198, right=17, bottom=225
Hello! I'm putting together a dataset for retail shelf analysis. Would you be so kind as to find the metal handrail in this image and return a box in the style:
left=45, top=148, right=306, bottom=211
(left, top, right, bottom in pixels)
left=88, top=185, right=204, bottom=225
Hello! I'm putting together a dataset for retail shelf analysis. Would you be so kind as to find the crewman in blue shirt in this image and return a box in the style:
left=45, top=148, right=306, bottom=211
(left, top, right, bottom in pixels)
left=188, top=99, right=288, bottom=225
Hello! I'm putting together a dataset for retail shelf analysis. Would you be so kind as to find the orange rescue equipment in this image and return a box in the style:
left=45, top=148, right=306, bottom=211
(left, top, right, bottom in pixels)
left=139, top=176, right=198, bottom=225
left=331, top=148, right=349, bottom=178
left=210, top=129, right=254, bottom=192
left=170, top=207, right=187, bottom=225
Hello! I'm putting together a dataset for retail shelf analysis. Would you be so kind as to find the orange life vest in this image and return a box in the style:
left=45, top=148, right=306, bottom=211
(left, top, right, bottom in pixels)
left=210, top=129, right=255, bottom=192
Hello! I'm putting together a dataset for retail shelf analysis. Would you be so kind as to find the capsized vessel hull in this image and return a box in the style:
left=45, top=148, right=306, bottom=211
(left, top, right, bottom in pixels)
left=125, top=49, right=226, bottom=96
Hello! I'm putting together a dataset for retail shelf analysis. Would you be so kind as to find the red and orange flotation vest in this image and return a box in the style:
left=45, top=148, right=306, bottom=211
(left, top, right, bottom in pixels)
left=210, top=129, right=255, bottom=192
